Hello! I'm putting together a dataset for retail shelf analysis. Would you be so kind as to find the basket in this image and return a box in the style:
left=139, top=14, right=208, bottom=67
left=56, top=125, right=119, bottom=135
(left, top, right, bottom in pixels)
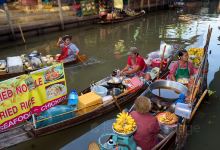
left=112, top=125, right=137, bottom=137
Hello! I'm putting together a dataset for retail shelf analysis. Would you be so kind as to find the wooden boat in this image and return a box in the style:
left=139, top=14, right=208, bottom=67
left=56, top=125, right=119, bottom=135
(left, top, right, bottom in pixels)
left=97, top=10, right=145, bottom=24
left=85, top=28, right=211, bottom=150
left=0, top=50, right=177, bottom=149
left=0, top=54, right=87, bottom=80
left=143, top=28, right=211, bottom=150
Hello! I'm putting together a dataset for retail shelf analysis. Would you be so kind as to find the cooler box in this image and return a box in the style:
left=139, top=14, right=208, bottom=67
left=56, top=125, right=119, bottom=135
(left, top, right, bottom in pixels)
left=7, top=56, right=23, bottom=73
left=77, top=92, right=103, bottom=115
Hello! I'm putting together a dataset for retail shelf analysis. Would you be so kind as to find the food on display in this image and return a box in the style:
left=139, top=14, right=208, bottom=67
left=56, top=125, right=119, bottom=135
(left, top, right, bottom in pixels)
left=177, top=78, right=189, bottom=84
left=113, top=111, right=136, bottom=134
left=188, top=48, right=204, bottom=67
left=46, top=83, right=66, bottom=99
left=156, top=112, right=178, bottom=125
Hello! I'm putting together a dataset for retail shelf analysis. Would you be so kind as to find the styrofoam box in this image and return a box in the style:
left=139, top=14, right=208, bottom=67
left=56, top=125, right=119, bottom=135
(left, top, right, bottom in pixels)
left=7, top=56, right=24, bottom=73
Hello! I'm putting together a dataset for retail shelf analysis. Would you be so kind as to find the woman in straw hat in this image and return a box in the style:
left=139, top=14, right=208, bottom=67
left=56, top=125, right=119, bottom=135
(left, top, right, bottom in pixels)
left=56, top=35, right=80, bottom=63
left=130, top=96, right=160, bottom=150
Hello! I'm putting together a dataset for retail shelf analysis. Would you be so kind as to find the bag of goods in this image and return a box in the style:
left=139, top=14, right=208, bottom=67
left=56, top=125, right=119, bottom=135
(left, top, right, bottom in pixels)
left=159, top=43, right=174, bottom=58
left=113, top=111, right=137, bottom=135
left=32, top=105, right=75, bottom=128
left=151, top=58, right=167, bottom=68
left=7, top=56, right=23, bottom=73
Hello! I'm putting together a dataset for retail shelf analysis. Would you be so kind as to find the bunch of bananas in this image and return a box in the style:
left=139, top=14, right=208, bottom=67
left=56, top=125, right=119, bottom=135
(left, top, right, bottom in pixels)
left=188, top=48, right=204, bottom=57
left=113, top=112, right=136, bottom=134
left=188, top=48, right=204, bottom=67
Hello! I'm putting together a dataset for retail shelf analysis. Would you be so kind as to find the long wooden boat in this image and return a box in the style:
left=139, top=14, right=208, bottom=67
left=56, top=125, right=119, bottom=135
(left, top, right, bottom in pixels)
left=0, top=50, right=177, bottom=149
left=145, top=28, right=211, bottom=150
left=84, top=28, right=212, bottom=150
left=97, top=10, right=145, bottom=24
left=0, top=54, right=88, bottom=80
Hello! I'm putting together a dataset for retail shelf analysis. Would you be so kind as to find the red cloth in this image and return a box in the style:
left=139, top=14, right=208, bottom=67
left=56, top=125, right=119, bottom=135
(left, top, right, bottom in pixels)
left=130, top=111, right=160, bottom=150
left=58, top=46, right=69, bottom=61
left=169, top=61, right=196, bottom=77
left=127, top=55, right=146, bottom=71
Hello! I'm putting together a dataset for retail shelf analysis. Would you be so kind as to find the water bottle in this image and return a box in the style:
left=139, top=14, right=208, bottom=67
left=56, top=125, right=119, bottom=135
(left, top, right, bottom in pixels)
left=67, top=90, right=78, bottom=106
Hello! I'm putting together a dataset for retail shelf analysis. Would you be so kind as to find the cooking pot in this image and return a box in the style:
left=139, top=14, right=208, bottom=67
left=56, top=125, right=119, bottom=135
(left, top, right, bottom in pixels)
left=28, top=50, right=41, bottom=59
left=149, top=80, right=188, bottom=102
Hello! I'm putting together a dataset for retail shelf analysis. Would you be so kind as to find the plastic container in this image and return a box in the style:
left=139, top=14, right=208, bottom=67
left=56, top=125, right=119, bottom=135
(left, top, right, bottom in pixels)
left=91, top=85, right=108, bottom=97
left=175, top=103, right=192, bottom=119
left=68, top=90, right=78, bottom=106
left=151, top=58, right=167, bottom=68
left=7, top=56, right=23, bottom=73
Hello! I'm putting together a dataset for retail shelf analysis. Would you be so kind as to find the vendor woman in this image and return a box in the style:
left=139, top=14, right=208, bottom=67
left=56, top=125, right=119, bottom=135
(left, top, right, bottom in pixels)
left=130, top=96, right=160, bottom=150
left=170, top=50, right=196, bottom=81
left=120, top=47, right=147, bottom=77
left=56, top=35, right=79, bottom=63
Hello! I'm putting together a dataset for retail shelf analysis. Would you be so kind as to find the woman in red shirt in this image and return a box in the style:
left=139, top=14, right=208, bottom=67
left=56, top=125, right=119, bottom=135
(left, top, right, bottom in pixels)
left=120, top=47, right=147, bottom=77
left=130, top=96, right=160, bottom=150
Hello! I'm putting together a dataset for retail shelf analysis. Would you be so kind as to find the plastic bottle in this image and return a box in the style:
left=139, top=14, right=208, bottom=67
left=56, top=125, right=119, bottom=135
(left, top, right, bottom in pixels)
left=67, top=90, right=78, bottom=106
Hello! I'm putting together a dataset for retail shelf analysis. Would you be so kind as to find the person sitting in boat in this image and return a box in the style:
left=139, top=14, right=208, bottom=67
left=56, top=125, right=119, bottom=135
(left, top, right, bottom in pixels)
left=56, top=35, right=79, bottom=63
left=170, top=50, right=196, bottom=82
left=130, top=96, right=160, bottom=150
left=120, top=47, right=147, bottom=77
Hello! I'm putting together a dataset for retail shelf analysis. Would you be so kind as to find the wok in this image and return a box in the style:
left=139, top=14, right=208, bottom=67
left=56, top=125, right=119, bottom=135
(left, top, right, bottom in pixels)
left=107, top=77, right=123, bottom=88
left=149, top=80, right=188, bottom=102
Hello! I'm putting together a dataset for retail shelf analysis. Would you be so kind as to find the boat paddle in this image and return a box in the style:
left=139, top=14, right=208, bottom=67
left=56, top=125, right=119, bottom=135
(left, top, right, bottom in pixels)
left=77, top=54, right=87, bottom=65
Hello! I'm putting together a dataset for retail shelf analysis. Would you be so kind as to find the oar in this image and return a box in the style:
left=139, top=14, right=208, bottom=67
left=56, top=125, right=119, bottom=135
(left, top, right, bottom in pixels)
left=112, top=88, right=136, bottom=112
left=77, top=54, right=87, bottom=65
left=157, top=45, right=166, bottom=97
left=157, top=45, right=166, bottom=80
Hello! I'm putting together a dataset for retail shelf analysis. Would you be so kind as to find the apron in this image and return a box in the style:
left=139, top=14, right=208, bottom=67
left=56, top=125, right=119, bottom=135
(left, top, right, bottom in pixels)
left=175, top=62, right=190, bottom=81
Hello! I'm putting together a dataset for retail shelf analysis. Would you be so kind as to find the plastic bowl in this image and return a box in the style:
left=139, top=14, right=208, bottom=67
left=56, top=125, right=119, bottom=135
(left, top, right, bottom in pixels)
left=112, top=125, right=137, bottom=137
left=91, top=85, right=108, bottom=97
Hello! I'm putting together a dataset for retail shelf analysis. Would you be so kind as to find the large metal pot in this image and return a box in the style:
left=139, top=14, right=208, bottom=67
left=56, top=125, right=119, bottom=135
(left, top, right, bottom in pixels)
left=149, top=80, right=188, bottom=102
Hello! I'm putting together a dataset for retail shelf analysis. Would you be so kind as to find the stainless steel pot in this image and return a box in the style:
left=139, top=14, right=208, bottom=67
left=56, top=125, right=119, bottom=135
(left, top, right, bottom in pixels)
left=149, top=80, right=188, bottom=102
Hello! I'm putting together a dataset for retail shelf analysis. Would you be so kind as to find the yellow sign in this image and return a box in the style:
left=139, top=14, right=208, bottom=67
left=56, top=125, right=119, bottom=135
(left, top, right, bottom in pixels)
left=0, top=63, right=67, bottom=131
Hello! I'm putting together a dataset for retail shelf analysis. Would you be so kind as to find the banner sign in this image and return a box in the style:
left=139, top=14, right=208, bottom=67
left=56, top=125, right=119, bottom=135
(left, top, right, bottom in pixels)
left=0, top=63, right=67, bottom=131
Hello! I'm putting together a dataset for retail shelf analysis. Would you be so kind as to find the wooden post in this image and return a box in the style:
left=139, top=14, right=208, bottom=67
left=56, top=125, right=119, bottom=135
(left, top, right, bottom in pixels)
left=57, top=0, right=64, bottom=30
left=3, top=3, right=15, bottom=39
left=163, top=0, right=165, bottom=8
left=18, top=24, right=26, bottom=44
left=140, top=0, right=144, bottom=10
left=128, top=0, right=130, bottom=8
left=148, top=0, right=151, bottom=11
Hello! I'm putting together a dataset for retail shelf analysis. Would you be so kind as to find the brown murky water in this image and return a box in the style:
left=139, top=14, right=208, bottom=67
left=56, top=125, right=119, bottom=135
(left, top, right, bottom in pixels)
left=0, top=0, right=220, bottom=149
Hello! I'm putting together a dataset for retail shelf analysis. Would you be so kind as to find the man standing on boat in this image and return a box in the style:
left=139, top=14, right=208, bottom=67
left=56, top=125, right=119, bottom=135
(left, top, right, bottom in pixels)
left=56, top=35, right=80, bottom=63
left=120, top=47, right=150, bottom=79
left=170, top=50, right=196, bottom=82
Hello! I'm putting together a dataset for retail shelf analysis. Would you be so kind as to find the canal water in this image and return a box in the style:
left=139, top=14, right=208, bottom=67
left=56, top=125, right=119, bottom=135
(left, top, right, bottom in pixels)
left=1, top=0, right=219, bottom=149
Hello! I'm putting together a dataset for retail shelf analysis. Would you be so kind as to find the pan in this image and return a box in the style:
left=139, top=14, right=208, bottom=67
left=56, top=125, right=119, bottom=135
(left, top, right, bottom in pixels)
left=149, top=80, right=188, bottom=102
